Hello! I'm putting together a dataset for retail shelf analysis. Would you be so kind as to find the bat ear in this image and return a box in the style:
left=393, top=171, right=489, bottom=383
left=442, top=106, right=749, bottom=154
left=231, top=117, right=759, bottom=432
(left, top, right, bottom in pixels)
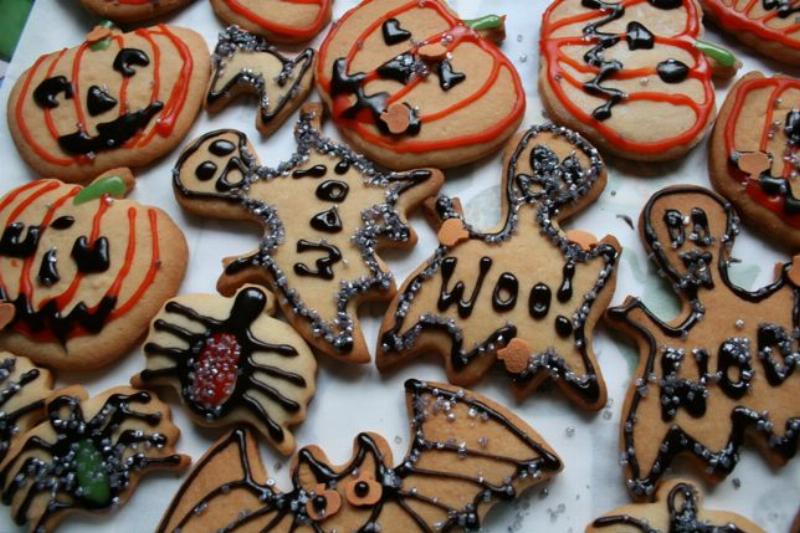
left=173, top=130, right=255, bottom=217
left=156, top=428, right=275, bottom=533
left=503, top=124, right=605, bottom=222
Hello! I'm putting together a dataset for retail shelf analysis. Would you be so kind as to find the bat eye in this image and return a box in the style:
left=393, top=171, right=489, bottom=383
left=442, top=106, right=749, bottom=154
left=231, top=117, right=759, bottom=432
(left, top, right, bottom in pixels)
left=306, top=484, right=341, bottom=522
left=344, top=473, right=382, bottom=507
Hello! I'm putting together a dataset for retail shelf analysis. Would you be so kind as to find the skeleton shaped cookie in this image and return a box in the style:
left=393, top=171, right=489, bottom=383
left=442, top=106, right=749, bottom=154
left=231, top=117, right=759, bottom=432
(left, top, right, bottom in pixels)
left=207, top=26, right=316, bottom=136
left=608, top=185, right=800, bottom=500
left=173, top=104, right=443, bottom=363
left=378, top=124, right=621, bottom=410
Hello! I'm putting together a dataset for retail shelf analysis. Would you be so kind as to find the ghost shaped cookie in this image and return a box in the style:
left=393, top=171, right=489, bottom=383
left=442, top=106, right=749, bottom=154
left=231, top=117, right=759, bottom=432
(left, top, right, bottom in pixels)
left=608, top=185, right=800, bottom=500
left=210, top=0, right=333, bottom=43
left=172, top=104, right=443, bottom=363
left=710, top=71, right=800, bottom=249
left=207, top=26, right=316, bottom=136
left=7, top=24, right=210, bottom=183
left=316, top=0, right=525, bottom=170
left=132, top=285, right=317, bottom=455
left=157, top=380, right=562, bottom=532
left=0, top=169, right=188, bottom=370
left=540, top=0, right=738, bottom=161
left=378, top=124, right=621, bottom=410
left=588, top=479, right=765, bottom=532
left=0, top=385, right=189, bottom=533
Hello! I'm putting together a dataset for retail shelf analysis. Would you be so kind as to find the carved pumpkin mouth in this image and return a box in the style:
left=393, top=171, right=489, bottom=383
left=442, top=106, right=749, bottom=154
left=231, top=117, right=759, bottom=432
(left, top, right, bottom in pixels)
left=58, top=102, right=164, bottom=156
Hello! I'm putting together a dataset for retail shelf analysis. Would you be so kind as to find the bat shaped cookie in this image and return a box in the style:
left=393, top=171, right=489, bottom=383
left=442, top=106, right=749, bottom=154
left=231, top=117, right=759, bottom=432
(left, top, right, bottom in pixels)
left=207, top=26, right=316, bottom=136
left=588, top=479, right=765, bottom=532
left=172, top=104, right=443, bottom=363
left=608, top=185, right=800, bottom=500
left=157, top=379, right=562, bottom=532
left=378, top=124, right=621, bottom=410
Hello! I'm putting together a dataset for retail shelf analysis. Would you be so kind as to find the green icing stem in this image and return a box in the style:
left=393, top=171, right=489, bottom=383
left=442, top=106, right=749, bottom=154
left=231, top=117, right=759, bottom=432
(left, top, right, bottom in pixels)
left=73, top=175, right=127, bottom=205
left=694, top=39, right=738, bottom=68
left=90, top=20, right=118, bottom=52
left=463, top=14, right=504, bottom=32
left=75, top=439, right=112, bottom=507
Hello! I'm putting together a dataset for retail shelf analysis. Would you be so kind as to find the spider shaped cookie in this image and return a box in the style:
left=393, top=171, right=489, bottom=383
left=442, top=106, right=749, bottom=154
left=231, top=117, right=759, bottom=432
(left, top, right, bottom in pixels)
left=157, top=380, right=561, bottom=532
left=378, top=124, right=621, bottom=410
left=133, top=285, right=316, bottom=455
left=172, top=104, right=443, bottom=363
left=0, top=385, right=188, bottom=532
left=608, top=185, right=800, bottom=500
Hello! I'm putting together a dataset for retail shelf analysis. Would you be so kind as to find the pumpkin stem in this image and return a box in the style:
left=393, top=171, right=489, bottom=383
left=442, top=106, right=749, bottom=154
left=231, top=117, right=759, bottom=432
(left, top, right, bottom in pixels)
left=694, top=39, right=740, bottom=79
left=463, top=14, right=506, bottom=44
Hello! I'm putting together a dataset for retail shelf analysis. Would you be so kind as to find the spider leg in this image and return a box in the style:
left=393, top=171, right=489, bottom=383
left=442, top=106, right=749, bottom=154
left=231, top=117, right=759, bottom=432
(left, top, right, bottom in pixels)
left=0, top=368, right=40, bottom=410
left=247, top=377, right=301, bottom=412
left=136, top=367, right=180, bottom=382
left=152, top=318, right=201, bottom=344
left=242, top=394, right=284, bottom=444
left=127, top=453, right=185, bottom=471
left=47, top=396, right=85, bottom=427
left=33, top=497, right=72, bottom=533
left=143, top=343, right=190, bottom=363
left=165, top=301, right=223, bottom=329
left=249, top=362, right=307, bottom=386
left=117, top=428, right=169, bottom=449
left=5, top=398, right=46, bottom=429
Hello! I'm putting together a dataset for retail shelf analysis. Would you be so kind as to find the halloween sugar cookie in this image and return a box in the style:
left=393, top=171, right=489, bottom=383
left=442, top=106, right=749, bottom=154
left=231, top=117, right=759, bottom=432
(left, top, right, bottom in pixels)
left=608, top=185, right=800, bottom=500
left=0, top=169, right=188, bottom=370
left=710, top=71, right=800, bottom=249
left=210, top=0, right=332, bottom=43
left=0, top=354, right=54, bottom=466
left=0, top=385, right=189, bottom=532
left=378, top=124, right=621, bottom=410
left=316, top=0, right=525, bottom=170
left=540, top=0, right=739, bottom=161
left=701, top=0, right=800, bottom=65
left=132, top=285, right=317, bottom=456
left=588, top=479, right=765, bottom=532
left=173, top=104, right=442, bottom=364
left=157, top=379, right=562, bottom=532
left=7, top=24, right=210, bottom=183
left=79, top=0, right=193, bottom=23
left=207, top=26, right=315, bottom=136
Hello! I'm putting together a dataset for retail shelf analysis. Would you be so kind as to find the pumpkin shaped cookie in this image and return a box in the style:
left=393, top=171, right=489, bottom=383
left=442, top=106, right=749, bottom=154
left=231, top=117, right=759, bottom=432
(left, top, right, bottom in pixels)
left=540, top=0, right=738, bottom=161
left=210, top=0, right=333, bottom=43
left=0, top=169, right=188, bottom=370
left=316, top=0, right=525, bottom=170
left=79, top=0, right=194, bottom=23
left=7, top=24, right=210, bottom=183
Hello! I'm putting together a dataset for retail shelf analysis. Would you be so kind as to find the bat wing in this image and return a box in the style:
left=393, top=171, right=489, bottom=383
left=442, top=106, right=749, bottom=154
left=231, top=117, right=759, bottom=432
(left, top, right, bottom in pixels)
left=157, top=428, right=290, bottom=533
left=385, top=380, right=563, bottom=530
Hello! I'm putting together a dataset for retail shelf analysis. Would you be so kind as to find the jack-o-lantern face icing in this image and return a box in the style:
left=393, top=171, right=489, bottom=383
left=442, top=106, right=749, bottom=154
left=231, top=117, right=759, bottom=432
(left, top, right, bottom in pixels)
left=132, top=285, right=317, bottom=456
left=172, top=104, right=443, bottom=363
left=316, top=0, right=525, bottom=170
left=79, top=0, right=193, bottom=23
left=540, top=0, right=735, bottom=161
left=8, top=24, right=210, bottom=183
left=207, top=26, right=316, bottom=137
left=607, top=185, right=800, bottom=500
left=377, top=124, right=621, bottom=410
left=0, top=385, right=189, bottom=533
left=157, top=380, right=562, bottom=533
left=210, top=0, right=333, bottom=43
left=0, top=169, right=188, bottom=370
left=710, top=72, right=800, bottom=249
left=588, top=479, right=766, bottom=532
left=701, top=0, right=800, bottom=65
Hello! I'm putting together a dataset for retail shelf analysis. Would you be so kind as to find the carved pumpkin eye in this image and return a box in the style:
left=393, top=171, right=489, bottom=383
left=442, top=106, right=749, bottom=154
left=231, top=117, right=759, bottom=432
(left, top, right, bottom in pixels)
left=344, top=472, right=382, bottom=507
left=306, top=484, right=341, bottom=521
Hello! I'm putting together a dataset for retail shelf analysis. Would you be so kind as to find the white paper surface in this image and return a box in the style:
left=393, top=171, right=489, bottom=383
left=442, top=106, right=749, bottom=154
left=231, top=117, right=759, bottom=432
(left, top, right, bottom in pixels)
left=0, top=0, right=798, bottom=531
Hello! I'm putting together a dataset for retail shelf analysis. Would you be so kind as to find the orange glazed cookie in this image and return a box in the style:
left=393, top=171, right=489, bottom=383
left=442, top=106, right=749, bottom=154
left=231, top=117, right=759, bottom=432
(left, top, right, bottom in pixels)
left=210, top=0, right=332, bottom=43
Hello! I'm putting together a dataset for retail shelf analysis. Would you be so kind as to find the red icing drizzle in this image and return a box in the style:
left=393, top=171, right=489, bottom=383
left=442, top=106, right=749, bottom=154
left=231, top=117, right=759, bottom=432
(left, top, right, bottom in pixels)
left=0, top=180, right=162, bottom=341
left=14, top=24, right=193, bottom=167
left=222, top=0, right=330, bottom=40
left=704, top=0, right=800, bottom=50
left=317, top=0, right=525, bottom=154
left=540, top=0, right=714, bottom=155
left=724, top=75, right=800, bottom=227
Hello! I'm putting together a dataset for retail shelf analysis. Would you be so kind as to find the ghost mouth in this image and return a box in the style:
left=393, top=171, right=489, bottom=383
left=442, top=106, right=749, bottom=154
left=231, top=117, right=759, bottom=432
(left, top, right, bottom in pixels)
left=58, top=101, right=164, bottom=156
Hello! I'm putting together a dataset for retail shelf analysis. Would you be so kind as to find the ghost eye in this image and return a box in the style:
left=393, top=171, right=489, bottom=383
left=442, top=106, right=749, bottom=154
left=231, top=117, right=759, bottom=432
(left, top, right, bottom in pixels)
left=344, top=473, right=382, bottom=507
left=306, top=484, right=341, bottom=521
left=690, top=208, right=712, bottom=246
left=663, top=209, right=685, bottom=248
